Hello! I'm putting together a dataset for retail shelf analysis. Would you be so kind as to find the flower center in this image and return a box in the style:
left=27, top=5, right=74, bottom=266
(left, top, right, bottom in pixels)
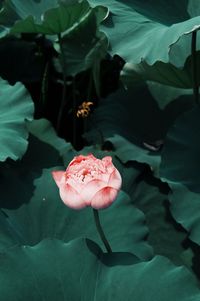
left=66, top=159, right=107, bottom=184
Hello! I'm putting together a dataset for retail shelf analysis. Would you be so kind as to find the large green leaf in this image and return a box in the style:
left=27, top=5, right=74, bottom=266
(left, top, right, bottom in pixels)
left=89, top=0, right=200, bottom=88
left=0, top=119, right=69, bottom=211
left=167, top=183, right=200, bottom=246
left=160, top=106, right=200, bottom=244
left=146, top=81, right=193, bottom=109
left=0, top=78, right=34, bottom=161
left=58, top=5, right=108, bottom=76
left=0, top=0, right=58, bottom=27
left=0, top=238, right=200, bottom=300
left=0, top=209, right=23, bottom=248
left=2, top=167, right=153, bottom=259
left=0, top=0, right=107, bottom=36
left=132, top=176, right=191, bottom=267
left=160, top=106, right=200, bottom=193
left=107, top=0, right=200, bottom=66
left=121, top=58, right=199, bottom=89
left=106, top=134, right=161, bottom=176
left=0, top=118, right=72, bottom=250
left=11, top=1, right=94, bottom=35
left=159, top=106, right=200, bottom=245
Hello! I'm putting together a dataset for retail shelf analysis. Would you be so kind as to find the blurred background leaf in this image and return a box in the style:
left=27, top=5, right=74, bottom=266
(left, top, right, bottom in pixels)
left=0, top=78, right=34, bottom=161
left=56, top=6, right=108, bottom=77
left=85, top=84, right=193, bottom=148
left=160, top=106, right=200, bottom=193
left=167, top=183, right=200, bottom=247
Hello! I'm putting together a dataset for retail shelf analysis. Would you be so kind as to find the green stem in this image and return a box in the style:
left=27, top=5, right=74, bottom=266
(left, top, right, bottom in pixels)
left=83, top=71, right=93, bottom=134
left=56, top=33, right=67, bottom=132
left=93, top=209, right=112, bottom=253
left=72, top=78, right=77, bottom=148
left=40, top=61, right=49, bottom=106
left=191, top=30, right=199, bottom=105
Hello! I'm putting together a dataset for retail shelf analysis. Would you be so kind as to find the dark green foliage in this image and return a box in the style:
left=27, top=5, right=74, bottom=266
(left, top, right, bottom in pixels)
left=0, top=0, right=200, bottom=299
left=0, top=78, right=33, bottom=161
left=160, top=106, right=200, bottom=193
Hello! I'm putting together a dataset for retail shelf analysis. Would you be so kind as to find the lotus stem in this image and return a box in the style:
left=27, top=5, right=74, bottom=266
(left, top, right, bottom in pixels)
left=191, top=30, right=199, bottom=105
left=72, top=78, right=77, bottom=148
left=93, top=209, right=112, bottom=253
left=56, top=33, right=67, bottom=133
left=40, top=61, right=49, bottom=106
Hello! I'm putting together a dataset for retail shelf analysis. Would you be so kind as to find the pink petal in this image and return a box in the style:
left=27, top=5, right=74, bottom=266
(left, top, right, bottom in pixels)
left=95, top=172, right=110, bottom=184
left=68, top=155, right=86, bottom=167
left=68, top=153, right=95, bottom=168
left=102, top=156, right=112, bottom=163
left=102, top=156, right=119, bottom=175
left=59, top=183, right=86, bottom=210
left=108, top=169, right=122, bottom=190
left=91, top=187, right=118, bottom=209
left=52, top=171, right=65, bottom=187
left=66, top=176, right=83, bottom=193
left=81, top=179, right=107, bottom=205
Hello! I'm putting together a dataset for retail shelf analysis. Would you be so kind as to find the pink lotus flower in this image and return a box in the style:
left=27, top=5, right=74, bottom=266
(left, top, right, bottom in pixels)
left=52, top=154, right=122, bottom=209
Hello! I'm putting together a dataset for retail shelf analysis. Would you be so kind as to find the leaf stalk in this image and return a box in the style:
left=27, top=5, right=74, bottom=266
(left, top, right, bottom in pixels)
left=191, top=30, right=199, bottom=105
left=93, top=208, right=112, bottom=253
